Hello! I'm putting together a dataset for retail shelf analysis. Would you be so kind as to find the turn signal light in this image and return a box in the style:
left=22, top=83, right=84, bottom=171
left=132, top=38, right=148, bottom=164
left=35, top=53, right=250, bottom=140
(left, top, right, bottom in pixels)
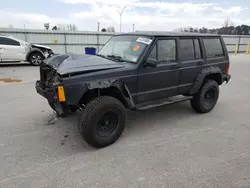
left=58, top=86, right=66, bottom=102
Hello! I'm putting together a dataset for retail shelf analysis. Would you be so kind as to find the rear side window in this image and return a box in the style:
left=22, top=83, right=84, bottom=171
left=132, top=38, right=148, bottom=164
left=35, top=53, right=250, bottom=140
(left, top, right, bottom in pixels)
left=203, top=38, right=224, bottom=58
left=179, top=38, right=202, bottom=61
left=179, top=39, right=195, bottom=61
left=0, top=37, right=20, bottom=46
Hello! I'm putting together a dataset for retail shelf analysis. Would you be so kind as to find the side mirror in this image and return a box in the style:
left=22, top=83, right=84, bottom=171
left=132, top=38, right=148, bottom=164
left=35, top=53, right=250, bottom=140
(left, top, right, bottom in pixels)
left=145, top=58, right=157, bottom=68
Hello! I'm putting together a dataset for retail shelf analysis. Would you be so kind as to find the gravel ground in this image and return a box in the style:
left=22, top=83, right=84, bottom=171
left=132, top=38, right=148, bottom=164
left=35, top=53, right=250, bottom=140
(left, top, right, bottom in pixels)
left=0, top=55, right=250, bottom=188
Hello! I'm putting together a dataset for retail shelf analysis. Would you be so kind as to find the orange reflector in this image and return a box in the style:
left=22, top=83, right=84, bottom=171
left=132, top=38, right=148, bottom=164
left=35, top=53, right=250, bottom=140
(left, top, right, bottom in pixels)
left=58, top=86, right=66, bottom=102
left=226, top=63, right=230, bottom=74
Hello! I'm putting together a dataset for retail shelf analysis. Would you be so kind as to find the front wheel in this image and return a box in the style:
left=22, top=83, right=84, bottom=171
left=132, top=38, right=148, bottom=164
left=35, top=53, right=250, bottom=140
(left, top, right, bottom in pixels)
left=78, top=96, right=126, bottom=148
left=190, top=79, right=219, bottom=113
left=28, top=52, right=44, bottom=66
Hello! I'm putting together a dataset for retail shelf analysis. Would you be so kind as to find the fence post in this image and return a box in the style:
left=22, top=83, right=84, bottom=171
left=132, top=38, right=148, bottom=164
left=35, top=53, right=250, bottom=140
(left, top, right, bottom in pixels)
left=236, top=35, right=241, bottom=54
left=246, top=43, right=250, bottom=55
left=97, top=32, right=100, bottom=53
left=24, top=30, right=27, bottom=42
left=234, top=43, right=239, bottom=54
left=64, top=32, right=67, bottom=53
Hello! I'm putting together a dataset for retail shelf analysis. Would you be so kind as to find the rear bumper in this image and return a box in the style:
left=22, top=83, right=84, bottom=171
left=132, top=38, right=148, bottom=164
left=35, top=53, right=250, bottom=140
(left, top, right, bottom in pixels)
left=223, top=74, right=231, bottom=83
left=35, top=81, right=68, bottom=116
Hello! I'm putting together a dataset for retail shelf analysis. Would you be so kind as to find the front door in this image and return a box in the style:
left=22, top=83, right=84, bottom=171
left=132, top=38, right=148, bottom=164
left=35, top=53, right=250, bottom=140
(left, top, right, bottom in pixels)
left=0, top=37, right=26, bottom=62
left=137, top=38, right=180, bottom=103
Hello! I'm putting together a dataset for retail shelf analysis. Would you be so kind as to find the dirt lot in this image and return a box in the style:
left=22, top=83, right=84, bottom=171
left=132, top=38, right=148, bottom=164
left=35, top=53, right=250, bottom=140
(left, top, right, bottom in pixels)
left=0, top=55, right=250, bottom=188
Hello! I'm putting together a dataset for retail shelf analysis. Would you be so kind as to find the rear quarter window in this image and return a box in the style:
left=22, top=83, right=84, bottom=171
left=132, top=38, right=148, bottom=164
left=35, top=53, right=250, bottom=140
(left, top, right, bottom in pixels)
left=203, top=38, right=224, bottom=58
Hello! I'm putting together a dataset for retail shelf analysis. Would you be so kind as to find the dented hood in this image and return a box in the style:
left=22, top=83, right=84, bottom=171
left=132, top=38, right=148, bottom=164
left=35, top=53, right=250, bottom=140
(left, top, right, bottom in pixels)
left=43, top=53, right=125, bottom=75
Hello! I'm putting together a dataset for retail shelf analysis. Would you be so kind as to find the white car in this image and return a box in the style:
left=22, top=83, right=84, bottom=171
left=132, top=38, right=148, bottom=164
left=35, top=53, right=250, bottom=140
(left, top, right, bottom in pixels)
left=0, top=35, right=54, bottom=65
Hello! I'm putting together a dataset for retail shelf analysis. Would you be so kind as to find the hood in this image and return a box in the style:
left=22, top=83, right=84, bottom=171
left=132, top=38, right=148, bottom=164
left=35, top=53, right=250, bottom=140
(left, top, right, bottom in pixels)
left=32, top=44, right=51, bottom=50
left=44, top=53, right=125, bottom=75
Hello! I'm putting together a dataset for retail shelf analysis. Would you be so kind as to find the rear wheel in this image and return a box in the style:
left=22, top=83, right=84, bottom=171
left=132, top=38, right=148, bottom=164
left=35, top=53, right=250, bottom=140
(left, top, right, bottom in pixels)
left=79, top=96, right=126, bottom=148
left=190, top=79, right=219, bottom=113
left=28, top=52, right=44, bottom=66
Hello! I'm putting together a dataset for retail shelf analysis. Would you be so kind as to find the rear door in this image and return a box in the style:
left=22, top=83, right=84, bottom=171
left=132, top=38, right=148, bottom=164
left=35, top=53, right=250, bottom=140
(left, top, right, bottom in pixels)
left=178, top=37, right=205, bottom=94
left=0, top=37, right=26, bottom=62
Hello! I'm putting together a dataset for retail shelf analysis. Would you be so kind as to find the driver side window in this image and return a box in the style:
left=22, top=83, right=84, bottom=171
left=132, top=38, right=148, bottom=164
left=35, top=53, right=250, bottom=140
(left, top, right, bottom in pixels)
left=147, top=39, right=176, bottom=64
left=158, top=40, right=176, bottom=63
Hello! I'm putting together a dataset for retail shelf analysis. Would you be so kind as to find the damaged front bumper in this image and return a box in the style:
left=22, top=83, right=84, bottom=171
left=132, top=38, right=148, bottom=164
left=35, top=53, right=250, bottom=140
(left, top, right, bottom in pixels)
left=35, top=81, right=68, bottom=116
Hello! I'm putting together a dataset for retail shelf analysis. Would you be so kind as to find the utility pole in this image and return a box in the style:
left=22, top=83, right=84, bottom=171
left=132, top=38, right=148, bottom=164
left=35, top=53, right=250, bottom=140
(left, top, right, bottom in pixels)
left=132, top=24, right=135, bottom=32
left=117, top=7, right=126, bottom=32
left=24, top=24, right=27, bottom=42
left=97, top=22, right=100, bottom=32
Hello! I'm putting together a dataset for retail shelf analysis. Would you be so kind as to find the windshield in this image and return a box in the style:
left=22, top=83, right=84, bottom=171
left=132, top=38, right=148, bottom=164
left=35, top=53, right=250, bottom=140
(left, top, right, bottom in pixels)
left=98, top=35, right=152, bottom=63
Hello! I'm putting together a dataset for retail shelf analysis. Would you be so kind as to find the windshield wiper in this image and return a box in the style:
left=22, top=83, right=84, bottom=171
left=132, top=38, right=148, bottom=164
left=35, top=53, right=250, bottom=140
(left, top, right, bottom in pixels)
left=96, top=54, right=106, bottom=58
left=107, top=55, right=124, bottom=62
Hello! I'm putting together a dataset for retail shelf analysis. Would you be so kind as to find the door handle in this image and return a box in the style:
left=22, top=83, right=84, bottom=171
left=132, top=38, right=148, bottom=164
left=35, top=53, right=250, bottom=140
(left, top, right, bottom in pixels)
left=197, top=61, right=204, bottom=65
left=171, top=64, right=180, bottom=69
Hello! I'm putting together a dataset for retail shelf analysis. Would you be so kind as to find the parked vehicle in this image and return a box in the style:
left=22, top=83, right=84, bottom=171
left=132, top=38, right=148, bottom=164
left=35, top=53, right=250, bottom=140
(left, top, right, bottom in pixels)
left=0, top=35, right=54, bottom=65
left=36, top=32, right=231, bottom=148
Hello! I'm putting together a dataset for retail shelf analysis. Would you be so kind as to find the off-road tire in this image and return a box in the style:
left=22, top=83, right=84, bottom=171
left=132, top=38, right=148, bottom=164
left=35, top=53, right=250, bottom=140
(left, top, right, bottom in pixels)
left=78, top=96, right=126, bottom=148
left=28, top=52, right=44, bottom=66
left=190, top=79, right=219, bottom=113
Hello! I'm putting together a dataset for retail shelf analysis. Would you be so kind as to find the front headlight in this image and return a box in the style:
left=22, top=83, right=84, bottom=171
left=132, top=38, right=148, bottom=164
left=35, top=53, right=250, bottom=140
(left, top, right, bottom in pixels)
left=45, top=71, right=62, bottom=86
left=51, top=74, right=62, bottom=85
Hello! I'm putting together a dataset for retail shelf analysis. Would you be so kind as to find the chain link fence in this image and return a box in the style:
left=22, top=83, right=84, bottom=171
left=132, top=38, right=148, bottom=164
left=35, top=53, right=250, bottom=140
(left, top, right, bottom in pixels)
left=1, top=28, right=250, bottom=54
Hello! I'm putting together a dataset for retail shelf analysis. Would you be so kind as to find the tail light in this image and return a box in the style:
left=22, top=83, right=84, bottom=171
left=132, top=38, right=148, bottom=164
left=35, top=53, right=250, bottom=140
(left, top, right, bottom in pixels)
left=226, top=63, right=230, bottom=74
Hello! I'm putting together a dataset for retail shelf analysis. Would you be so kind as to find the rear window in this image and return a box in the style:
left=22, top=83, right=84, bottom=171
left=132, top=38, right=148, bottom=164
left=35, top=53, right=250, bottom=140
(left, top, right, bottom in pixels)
left=203, top=38, right=224, bottom=58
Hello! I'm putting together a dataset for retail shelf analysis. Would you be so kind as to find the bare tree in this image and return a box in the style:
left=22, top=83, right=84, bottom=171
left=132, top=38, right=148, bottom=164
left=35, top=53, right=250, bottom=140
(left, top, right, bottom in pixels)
left=106, top=26, right=115, bottom=32
left=223, top=18, right=230, bottom=28
left=56, top=24, right=66, bottom=31
left=66, top=24, right=77, bottom=31
left=55, top=24, right=77, bottom=31
left=222, top=18, right=235, bottom=35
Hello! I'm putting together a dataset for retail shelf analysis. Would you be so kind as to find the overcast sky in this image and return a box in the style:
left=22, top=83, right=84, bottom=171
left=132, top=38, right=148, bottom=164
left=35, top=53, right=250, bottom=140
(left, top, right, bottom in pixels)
left=0, top=0, right=249, bottom=32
